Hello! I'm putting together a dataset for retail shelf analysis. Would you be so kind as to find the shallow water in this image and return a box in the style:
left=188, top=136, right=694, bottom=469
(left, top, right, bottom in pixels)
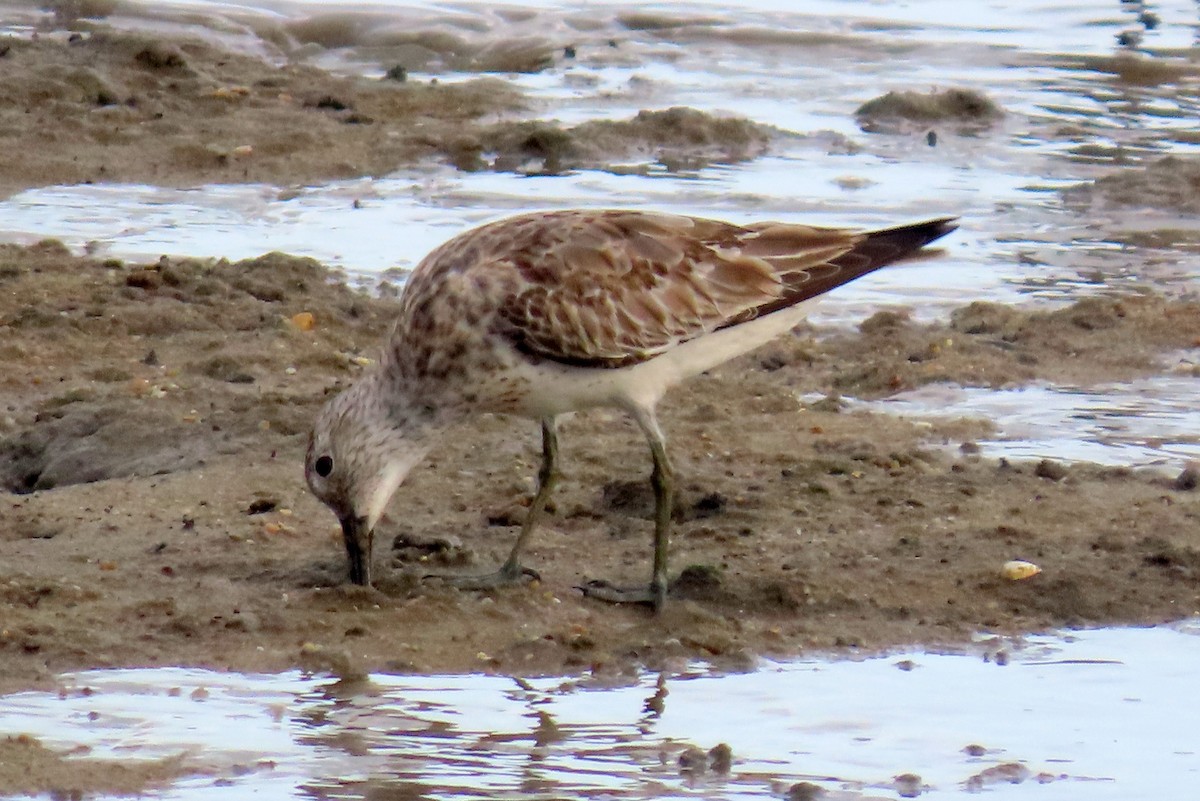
left=858, top=370, right=1200, bottom=468
left=3, top=622, right=1199, bottom=799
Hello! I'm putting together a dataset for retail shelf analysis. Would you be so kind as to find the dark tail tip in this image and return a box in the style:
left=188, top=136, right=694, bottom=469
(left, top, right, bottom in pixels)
left=871, top=216, right=959, bottom=250
left=744, top=214, right=961, bottom=320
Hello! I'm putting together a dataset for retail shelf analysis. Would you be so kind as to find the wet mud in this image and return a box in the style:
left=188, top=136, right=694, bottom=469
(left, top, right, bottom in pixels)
left=1065, top=155, right=1200, bottom=214
left=2, top=241, right=1198, bottom=708
left=0, top=734, right=191, bottom=799
left=446, top=107, right=779, bottom=175
left=854, top=89, right=1004, bottom=134
left=1, top=14, right=1200, bottom=799
left=0, top=29, right=529, bottom=197
left=0, top=26, right=793, bottom=198
left=1051, top=51, right=1200, bottom=87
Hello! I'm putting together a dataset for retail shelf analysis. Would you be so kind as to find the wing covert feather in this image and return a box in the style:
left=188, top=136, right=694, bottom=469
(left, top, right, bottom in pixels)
left=499, top=211, right=804, bottom=366
left=461, top=210, right=956, bottom=368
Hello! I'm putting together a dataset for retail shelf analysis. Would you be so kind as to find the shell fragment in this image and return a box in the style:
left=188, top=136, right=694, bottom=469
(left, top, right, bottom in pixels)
left=1001, top=560, right=1041, bottom=581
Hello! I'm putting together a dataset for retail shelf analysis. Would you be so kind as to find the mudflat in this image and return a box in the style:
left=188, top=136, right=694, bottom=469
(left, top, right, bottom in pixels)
left=2, top=24, right=1199, bottom=698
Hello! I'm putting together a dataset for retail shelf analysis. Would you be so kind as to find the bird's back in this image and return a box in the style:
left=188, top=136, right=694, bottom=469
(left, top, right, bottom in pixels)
left=383, top=210, right=955, bottom=411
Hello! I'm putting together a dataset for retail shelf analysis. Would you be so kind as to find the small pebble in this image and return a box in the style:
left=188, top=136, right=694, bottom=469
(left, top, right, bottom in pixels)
left=787, top=782, right=826, bottom=801
left=708, top=743, right=732, bottom=773
left=678, top=746, right=707, bottom=772
left=1173, top=465, right=1198, bottom=491
left=1116, top=30, right=1141, bottom=47
left=290, top=311, right=316, bottom=331
left=894, top=773, right=922, bottom=798
left=1034, top=459, right=1067, bottom=481
left=211, top=86, right=250, bottom=99
left=1001, top=560, right=1041, bottom=580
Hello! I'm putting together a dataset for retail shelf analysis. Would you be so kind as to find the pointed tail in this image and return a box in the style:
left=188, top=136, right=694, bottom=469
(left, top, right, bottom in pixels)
left=748, top=216, right=958, bottom=319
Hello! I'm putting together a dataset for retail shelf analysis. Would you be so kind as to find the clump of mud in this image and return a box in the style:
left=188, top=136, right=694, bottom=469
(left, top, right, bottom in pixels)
left=0, top=734, right=190, bottom=799
left=0, top=28, right=525, bottom=197
left=760, top=294, right=1200, bottom=398
left=1052, top=52, right=1200, bottom=86
left=286, top=15, right=559, bottom=74
left=0, top=242, right=393, bottom=492
left=443, top=107, right=779, bottom=175
left=1064, top=156, right=1200, bottom=214
left=617, top=12, right=725, bottom=31
left=855, top=88, right=1003, bottom=134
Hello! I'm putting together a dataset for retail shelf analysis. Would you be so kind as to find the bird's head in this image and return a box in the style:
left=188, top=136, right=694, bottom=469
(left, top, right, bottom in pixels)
left=305, top=375, right=432, bottom=586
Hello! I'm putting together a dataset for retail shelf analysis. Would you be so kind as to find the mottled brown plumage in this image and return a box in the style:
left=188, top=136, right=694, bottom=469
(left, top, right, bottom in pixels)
left=306, top=209, right=956, bottom=607
left=395, top=210, right=951, bottom=372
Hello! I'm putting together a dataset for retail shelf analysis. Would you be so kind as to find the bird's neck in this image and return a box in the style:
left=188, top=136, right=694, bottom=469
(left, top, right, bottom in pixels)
left=355, top=368, right=452, bottom=443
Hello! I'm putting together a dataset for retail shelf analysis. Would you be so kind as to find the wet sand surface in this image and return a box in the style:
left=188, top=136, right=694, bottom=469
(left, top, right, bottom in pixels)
left=2, top=238, right=1197, bottom=691
left=1, top=3, right=1200, bottom=796
left=0, top=26, right=792, bottom=196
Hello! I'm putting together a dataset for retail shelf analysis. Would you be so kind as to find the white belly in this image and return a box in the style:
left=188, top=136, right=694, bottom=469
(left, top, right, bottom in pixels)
left=502, top=299, right=817, bottom=418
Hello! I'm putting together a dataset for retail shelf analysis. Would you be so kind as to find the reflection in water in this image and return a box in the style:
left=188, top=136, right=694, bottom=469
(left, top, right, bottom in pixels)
left=0, top=623, right=1198, bottom=799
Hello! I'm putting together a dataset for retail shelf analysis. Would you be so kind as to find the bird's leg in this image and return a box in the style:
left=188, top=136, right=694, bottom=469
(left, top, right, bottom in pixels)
left=648, top=433, right=673, bottom=608
left=578, top=409, right=673, bottom=612
left=499, top=416, right=561, bottom=577
left=429, top=417, right=558, bottom=590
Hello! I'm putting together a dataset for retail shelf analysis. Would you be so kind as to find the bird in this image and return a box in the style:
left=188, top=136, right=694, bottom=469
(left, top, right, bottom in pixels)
left=305, top=209, right=956, bottom=610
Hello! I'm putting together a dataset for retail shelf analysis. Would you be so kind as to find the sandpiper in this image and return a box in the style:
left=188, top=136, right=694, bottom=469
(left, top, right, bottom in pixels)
left=306, top=209, right=956, bottom=610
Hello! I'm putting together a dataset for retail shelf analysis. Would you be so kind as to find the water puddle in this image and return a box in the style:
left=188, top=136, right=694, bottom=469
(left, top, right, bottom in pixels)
left=0, top=161, right=1010, bottom=317
left=2, top=622, right=1198, bottom=799
left=861, top=372, right=1200, bottom=469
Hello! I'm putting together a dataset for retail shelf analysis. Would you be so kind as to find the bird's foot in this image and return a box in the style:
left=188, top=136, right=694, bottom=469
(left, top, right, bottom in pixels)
left=425, top=563, right=540, bottom=591
left=576, top=579, right=667, bottom=612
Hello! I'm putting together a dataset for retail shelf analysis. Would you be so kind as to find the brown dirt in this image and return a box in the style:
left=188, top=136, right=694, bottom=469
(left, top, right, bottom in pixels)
left=446, top=107, right=780, bottom=175
left=2, top=241, right=1198, bottom=705
left=0, top=27, right=787, bottom=199
left=854, top=89, right=1004, bottom=134
left=0, top=734, right=193, bottom=799
left=1064, top=155, right=1200, bottom=214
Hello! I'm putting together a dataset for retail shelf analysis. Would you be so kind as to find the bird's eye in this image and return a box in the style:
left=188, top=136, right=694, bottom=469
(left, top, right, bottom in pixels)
left=314, top=455, right=334, bottom=477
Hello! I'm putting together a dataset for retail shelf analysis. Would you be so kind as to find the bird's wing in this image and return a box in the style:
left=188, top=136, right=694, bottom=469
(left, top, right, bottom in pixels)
left=498, top=210, right=863, bottom=367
